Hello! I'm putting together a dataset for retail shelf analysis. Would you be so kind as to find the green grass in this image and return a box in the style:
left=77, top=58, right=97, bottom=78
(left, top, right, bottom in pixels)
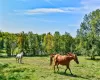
left=0, top=56, right=100, bottom=80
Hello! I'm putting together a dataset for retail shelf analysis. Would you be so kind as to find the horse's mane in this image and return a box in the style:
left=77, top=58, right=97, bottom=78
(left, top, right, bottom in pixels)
left=50, top=52, right=76, bottom=57
left=66, top=52, right=74, bottom=57
left=50, top=54, right=55, bottom=56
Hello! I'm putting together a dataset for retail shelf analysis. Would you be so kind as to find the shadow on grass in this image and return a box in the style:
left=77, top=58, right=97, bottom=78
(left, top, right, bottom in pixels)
left=55, top=72, right=90, bottom=79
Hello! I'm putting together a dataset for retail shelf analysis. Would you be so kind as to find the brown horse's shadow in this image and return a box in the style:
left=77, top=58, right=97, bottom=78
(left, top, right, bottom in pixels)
left=55, top=72, right=89, bottom=79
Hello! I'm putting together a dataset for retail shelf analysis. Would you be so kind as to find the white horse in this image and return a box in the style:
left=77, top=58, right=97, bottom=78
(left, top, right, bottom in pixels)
left=16, top=52, right=24, bottom=64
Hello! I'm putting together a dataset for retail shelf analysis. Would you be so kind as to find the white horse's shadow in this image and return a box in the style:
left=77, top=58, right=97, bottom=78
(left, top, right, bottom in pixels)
left=16, top=52, right=24, bottom=64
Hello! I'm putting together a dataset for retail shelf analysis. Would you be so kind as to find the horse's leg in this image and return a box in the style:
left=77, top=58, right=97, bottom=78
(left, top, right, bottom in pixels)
left=69, top=67, right=73, bottom=75
left=17, top=58, right=19, bottom=63
left=54, top=65, right=55, bottom=72
left=16, top=58, right=17, bottom=62
left=20, top=58, right=22, bottom=64
left=67, top=65, right=73, bottom=75
left=19, top=58, right=21, bottom=63
left=17, top=58, right=18, bottom=63
left=64, top=65, right=67, bottom=73
left=57, top=63, right=59, bottom=72
left=18, top=58, right=20, bottom=63
left=54, top=55, right=59, bottom=73
left=54, top=64, right=56, bottom=72
left=21, top=57, right=23, bottom=63
left=20, top=58, right=22, bottom=63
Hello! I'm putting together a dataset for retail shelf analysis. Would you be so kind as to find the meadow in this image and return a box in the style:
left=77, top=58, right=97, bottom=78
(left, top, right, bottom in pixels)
left=0, top=56, right=100, bottom=80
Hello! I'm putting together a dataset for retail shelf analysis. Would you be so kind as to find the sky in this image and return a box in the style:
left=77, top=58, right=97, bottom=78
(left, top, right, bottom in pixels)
left=0, top=0, right=100, bottom=37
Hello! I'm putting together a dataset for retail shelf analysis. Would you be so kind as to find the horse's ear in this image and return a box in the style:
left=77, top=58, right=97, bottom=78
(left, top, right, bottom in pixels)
left=75, top=54, right=78, bottom=57
left=73, top=52, right=76, bottom=57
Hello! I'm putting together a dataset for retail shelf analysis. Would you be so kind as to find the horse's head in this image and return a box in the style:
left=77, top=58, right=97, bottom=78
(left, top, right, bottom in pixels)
left=67, top=52, right=79, bottom=64
left=74, top=54, right=79, bottom=64
left=21, top=52, right=24, bottom=56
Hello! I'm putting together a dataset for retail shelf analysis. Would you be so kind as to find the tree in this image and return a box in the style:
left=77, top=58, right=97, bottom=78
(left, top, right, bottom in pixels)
left=53, top=31, right=61, bottom=53
left=27, top=32, right=41, bottom=56
left=23, top=33, right=29, bottom=55
left=0, top=38, right=4, bottom=49
left=17, top=31, right=25, bottom=53
left=77, top=9, right=100, bottom=59
left=40, top=33, right=46, bottom=55
left=5, top=37, right=11, bottom=56
left=27, top=31, right=35, bottom=56
left=60, top=32, right=74, bottom=54
left=44, top=32, right=54, bottom=54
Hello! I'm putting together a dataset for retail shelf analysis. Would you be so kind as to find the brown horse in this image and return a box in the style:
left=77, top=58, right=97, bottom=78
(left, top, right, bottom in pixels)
left=50, top=52, right=79, bottom=75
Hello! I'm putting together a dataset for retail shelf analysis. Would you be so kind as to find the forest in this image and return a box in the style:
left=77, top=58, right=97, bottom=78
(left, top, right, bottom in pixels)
left=0, top=9, right=100, bottom=60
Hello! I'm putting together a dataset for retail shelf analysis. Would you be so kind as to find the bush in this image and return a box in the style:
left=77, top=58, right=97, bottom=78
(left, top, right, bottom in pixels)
left=0, top=74, right=6, bottom=80
left=0, top=63, right=9, bottom=69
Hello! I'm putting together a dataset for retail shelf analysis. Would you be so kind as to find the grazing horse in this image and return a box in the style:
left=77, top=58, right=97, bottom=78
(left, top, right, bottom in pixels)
left=50, top=52, right=79, bottom=75
left=16, top=52, right=24, bottom=64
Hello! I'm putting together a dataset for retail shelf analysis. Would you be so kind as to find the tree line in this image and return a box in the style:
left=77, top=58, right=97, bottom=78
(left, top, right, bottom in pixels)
left=0, top=9, right=100, bottom=59
left=0, top=31, right=74, bottom=56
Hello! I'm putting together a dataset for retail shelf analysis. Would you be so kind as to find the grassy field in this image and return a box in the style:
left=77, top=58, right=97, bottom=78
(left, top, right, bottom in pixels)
left=0, top=56, right=100, bottom=80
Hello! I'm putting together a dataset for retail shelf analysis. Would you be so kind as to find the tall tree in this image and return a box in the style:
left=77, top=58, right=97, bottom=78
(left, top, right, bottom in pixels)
left=77, top=9, right=100, bottom=59
left=60, top=32, right=74, bottom=54
left=17, top=31, right=25, bottom=53
left=5, top=37, right=11, bottom=56
left=53, top=31, right=61, bottom=53
left=44, top=32, right=54, bottom=54
left=27, top=31, right=34, bottom=56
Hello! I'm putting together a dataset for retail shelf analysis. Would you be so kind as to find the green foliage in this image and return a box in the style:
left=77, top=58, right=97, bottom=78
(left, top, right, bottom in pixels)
left=0, top=63, right=9, bottom=69
left=76, top=9, right=100, bottom=59
left=44, top=32, right=54, bottom=54
left=5, top=37, right=11, bottom=56
left=0, top=38, right=4, bottom=49
left=27, top=32, right=42, bottom=56
left=53, top=31, right=60, bottom=53
left=0, top=29, right=74, bottom=56
left=60, top=32, right=74, bottom=54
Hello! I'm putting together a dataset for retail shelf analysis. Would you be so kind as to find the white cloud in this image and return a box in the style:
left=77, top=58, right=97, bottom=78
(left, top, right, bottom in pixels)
left=25, top=8, right=65, bottom=14
left=14, top=0, right=100, bottom=15
left=14, top=8, right=69, bottom=15
left=14, top=6, right=99, bottom=15
left=14, top=7, right=85, bottom=15
left=21, top=7, right=92, bottom=15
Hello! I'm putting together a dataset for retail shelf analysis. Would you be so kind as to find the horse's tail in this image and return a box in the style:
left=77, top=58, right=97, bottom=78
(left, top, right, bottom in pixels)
left=50, top=54, right=55, bottom=66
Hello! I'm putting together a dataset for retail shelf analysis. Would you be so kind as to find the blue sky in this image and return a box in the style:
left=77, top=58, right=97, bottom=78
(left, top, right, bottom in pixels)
left=0, top=0, right=100, bottom=37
